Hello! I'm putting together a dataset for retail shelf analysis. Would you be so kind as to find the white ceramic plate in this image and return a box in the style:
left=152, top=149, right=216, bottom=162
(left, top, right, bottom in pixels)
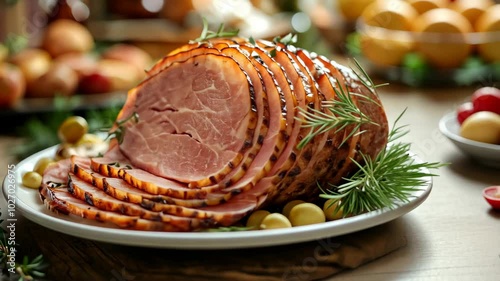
left=3, top=146, right=432, bottom=250
left=439, top=112, right=500, bottom=169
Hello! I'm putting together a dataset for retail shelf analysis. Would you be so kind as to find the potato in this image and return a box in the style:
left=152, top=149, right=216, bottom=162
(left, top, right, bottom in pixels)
left=100, top=44, right=152, bottom=79
left=9, top=48, right=51, bottom=85
left=460, top=111, right=500, bottom=144
left=53, top=52, right=98, bottom=78
left=42, top=19, right=94, bottom=57
left=0, top=63, right=26, bottom=107
left=27, top=62, right=79, bottom=98
left=90, top=59, right=141, bottom=91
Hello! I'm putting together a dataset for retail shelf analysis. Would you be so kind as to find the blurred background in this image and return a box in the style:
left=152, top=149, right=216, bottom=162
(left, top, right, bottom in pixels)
left=1, top=0, right=499, bottom=158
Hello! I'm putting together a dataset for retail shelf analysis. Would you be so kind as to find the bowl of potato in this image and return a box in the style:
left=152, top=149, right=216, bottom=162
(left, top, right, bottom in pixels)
left=439, top=87, right=500, bottom=169
left=351, top=0, right=500, bottom=86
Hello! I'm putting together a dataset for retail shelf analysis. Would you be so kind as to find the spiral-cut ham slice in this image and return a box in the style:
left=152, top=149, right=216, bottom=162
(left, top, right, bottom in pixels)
left=40, top=160, right=211, bottom=231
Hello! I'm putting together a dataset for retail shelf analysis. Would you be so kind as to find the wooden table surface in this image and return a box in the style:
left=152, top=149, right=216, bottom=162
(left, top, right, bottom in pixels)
left=1, top=84, right=499, bottom=280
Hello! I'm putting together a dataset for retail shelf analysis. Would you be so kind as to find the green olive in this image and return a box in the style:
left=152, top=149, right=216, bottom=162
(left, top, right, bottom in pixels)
left=323, top=199, right=344, bottom=221
left=22, top=171, right=43, bottom=189
left=33, top=157, right=55, bottom=175
left=259, top=213, right=292, bottom=230
left=246, top=210, right=271, bottom=229
left=282, top=199, right=305, bottom=218
left=289, top=203, right=326, bottom=226
left=58, top=116, right=89, bottom=144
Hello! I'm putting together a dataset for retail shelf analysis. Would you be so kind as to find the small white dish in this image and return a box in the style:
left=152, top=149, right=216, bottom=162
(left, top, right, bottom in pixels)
left=439, top=112, right=500, bottom=169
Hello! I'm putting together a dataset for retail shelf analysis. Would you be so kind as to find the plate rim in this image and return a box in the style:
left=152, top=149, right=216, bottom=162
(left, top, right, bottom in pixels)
left=4, top=146, right=433, bottom=250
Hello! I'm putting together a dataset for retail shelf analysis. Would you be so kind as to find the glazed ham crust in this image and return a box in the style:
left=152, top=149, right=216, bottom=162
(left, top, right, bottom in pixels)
left=39, top=37, right=389, bottom=231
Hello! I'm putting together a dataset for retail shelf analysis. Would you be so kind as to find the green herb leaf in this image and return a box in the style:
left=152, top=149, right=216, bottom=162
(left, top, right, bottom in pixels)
left=192, top=18, right=239, bottom=43
left=103, top=111, right=139, bottom=144
left=249, top=36, right=256, bottom=45
left=273, top=33, right=298, bottom=46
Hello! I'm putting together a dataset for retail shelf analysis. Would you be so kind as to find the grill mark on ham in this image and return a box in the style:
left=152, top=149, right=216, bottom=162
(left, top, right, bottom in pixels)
left=40, top=160, right=205, bottom=231
left=75, top=156, right=273, bottom=225
left=277, top=50, right=350, bottom=201
left=263, top=44, right=325, bottom=205
left=74, top=156, right=260, bottom=208
left=253, top=42, right=309, bottom=175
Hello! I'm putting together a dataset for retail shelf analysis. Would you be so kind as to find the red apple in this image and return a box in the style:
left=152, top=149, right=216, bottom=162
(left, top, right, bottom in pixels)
left=78, top=72, right=112, bottom=94
left=457, top=102, right=475, bottom=124
left=471, top=86, right=500, bottom=115
left=0, top=63, right=26, bottom=107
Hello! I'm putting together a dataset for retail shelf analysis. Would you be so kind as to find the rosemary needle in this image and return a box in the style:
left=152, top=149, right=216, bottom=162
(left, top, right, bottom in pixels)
left=296, top=79, right=379, bottom=149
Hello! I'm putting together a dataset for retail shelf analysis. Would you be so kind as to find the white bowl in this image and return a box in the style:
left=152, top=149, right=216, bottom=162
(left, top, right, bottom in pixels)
left=439, top=112, right=500, bottom=169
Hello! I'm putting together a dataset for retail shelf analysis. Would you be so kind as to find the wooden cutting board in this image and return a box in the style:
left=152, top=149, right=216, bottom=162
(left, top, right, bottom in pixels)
left=14, top=215, right=407, bottom=281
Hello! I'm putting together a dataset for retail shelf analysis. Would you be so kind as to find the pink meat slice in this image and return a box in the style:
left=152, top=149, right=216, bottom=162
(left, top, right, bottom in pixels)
left=119, top=53, right=255, bottom=184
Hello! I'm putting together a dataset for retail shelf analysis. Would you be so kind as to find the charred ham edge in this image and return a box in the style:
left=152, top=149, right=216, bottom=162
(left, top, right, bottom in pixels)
left=40, top=160, right=196, bottom=231
left=248, top=41, right=307, bottom=179
left=73, top=156, right=223, bottom=207
left=44, top=158, right=264, bottom=228
left=279, top=48, right=356, bottom=202
left=74, top=154, right=274, bottom=225
left=118, top=53, right=257, bottom=187
left=67, top=173, right=217, bottom=229
left=90, top=146, right=216, bottom=198
left=260, top=41, right=325, bottom=205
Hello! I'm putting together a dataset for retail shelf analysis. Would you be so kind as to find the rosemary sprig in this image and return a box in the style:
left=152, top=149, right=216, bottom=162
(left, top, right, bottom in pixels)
left=269, top=33, right=298, bottom=57
left=273, top=33, right=298, bottom=46
left=192, top=18, right=239, bottom=43
left=320, top=110, right=445, bottom=216
left=296, top=81, right=379, bottom=149
left=350, top=58, right=389, bottom=90
left=103, top=112, right=139, bottom=144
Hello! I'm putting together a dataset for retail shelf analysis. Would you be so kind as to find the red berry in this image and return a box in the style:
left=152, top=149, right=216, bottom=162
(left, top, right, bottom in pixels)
left=457, top=102, right=475, bottom=124
left=471, top=87, right=500, bottom=115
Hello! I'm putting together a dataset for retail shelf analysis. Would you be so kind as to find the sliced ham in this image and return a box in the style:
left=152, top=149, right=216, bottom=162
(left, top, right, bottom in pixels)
left=40, top=36, right=389, bottom=232
left=40, top=160, right=207, bottom=231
